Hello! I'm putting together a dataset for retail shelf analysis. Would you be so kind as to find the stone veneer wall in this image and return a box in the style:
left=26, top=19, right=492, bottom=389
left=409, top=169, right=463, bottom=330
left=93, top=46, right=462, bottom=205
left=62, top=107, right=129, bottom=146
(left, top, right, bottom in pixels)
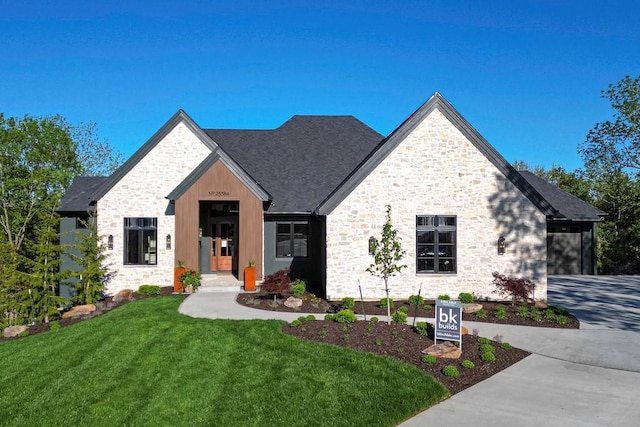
left=325, top=109, right=547, bottom=302
left=97, top=122, right=211, bottom=295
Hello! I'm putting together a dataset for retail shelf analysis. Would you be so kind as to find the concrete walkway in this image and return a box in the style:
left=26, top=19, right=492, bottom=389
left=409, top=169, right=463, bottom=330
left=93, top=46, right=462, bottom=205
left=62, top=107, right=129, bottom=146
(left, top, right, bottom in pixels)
left=179, top=276, right=640, bottom=426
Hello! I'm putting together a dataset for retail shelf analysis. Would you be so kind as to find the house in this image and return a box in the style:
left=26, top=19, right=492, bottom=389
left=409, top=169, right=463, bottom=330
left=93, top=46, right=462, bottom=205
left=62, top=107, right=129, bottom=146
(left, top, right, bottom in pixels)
left=58, top=93, right=601, bottom=302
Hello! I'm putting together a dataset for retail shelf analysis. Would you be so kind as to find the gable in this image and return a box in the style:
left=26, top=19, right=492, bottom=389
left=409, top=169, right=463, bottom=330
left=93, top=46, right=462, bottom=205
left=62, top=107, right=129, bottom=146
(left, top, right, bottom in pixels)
left=167, top=151, right=271, bottom=202
left=315, top=93, right=557, bottom=217
left=92, top=110, right=217, bottom=202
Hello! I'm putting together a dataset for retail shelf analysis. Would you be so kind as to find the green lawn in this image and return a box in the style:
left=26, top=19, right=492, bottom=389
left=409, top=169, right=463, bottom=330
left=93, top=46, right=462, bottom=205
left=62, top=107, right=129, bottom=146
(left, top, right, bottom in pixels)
left=0, top=297, right=447, bottom=427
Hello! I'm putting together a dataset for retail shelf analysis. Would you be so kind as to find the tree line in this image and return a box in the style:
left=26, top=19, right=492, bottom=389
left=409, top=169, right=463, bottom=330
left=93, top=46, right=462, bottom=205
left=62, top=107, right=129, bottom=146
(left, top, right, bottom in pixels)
left=515, top=75, right=640, bottom=274
left=0, top=114, right=122, bottom=328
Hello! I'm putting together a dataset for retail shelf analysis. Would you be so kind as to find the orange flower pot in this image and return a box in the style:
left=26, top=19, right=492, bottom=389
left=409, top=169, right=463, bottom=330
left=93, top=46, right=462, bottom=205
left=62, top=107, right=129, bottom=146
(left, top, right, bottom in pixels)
left=244, top=266, right=256, bottom=291
left=174, top=267, right=186, bottom=293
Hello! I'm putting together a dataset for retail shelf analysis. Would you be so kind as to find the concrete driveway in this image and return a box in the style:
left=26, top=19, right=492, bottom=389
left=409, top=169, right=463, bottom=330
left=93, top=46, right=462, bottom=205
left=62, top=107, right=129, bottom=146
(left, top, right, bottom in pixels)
left=400, top=275, right=640, bottom=426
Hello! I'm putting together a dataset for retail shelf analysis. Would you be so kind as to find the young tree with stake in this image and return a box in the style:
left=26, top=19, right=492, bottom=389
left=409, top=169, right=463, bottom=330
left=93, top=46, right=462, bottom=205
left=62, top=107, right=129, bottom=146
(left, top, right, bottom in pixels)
left=367, top=205, right=407, bottom=324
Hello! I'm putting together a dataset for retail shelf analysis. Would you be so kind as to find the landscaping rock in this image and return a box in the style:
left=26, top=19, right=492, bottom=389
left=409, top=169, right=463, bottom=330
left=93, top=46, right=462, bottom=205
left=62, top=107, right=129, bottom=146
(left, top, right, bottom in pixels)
left=535, top=300, right=548, bottom=309
left=284, top=296, right=303, bottom=309
left=62, top=304, right=97, bottom=319
left=422, top=341, right=462, bottom=359
left=3, top=325, right=28, bottom=338
left=462, top=303, right=483, bottom=314
left=113, top=289, right=134, bottom=303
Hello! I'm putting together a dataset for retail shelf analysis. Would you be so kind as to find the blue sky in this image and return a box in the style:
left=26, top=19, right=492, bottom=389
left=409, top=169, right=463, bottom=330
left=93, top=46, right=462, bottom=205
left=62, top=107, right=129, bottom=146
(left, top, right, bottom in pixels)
left=1, top=1, right=639, bottom=172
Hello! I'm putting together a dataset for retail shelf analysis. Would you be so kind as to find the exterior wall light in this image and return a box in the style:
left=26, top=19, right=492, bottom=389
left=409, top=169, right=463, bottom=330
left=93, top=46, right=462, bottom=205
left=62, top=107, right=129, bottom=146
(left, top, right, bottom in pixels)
left=368, top=236, right=376, bottom=255
left=497, top=236, right=505, bottom=255
left=166, top=234, right=172, bottom=250
left=108, top=235, right=114, bottom=250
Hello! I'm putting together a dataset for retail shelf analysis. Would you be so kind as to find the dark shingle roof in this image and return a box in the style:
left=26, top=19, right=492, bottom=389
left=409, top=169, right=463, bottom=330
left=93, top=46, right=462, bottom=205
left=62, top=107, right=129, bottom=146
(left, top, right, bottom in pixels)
left=519, top=171, right=605, bottom=221
left=58, top=176, right=108, bottom=212
left=205, top=115, right=384, bottom=212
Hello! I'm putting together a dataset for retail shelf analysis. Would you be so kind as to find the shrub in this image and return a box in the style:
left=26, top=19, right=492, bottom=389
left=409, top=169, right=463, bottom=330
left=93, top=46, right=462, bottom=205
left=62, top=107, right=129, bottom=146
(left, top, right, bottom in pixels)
left=491, top=271, right=535, bottom=306
left=461, top=360, right=475, bottom=369
left=408, top=294, right=424, bottom=306
left=291, top=280, right=306, bottom=298
left=289, top=319, right=301, bottom=327
left=495, top=306, right=507, bottom=319
left=398, top=306, right=408, bottom=313
left=442, top=365, right=460, bottom=377
left=324, top=314, right=335, bottom=321
left=544, top=308, right=556, bottom=319
left=391, top=310, right=408, bottom=324
left=297, top=316, right=308, bottom=322
left=516, top=306, right=529, bottom=317
left=422, top=354, right=437, bottom=364
left=375, top=339, right=382, bottom=346
left=370, top=316, right=379, bottom=322
left=380, top=298, right=394, bottom=309
left=49, top=321, right=61, bottom=331
left=500, top=342, right=513, bottom=350
left=556, top=315, right=568, bottom=325
left=18, top=330, right=30, bottom=338
left=306, top=314, right=316, bottom=321
left=414, top=321, right=431, bottom=337
left=334, top=309, right=356, bottom=323
left=458, top=292, right=474, bottom=303
left=480, top=343, right=495, bottom=354
left=341, top=297, right=355, bottom=310
left=423, top=304, right=433, bottom=311
left=261, top=269, right=292, bottom=296
left=530, top=307, right=542, bottom=322
left=475, top=309, right=487, bottom=318
left=481, top=351, right=496, bottom=362
left=138, top=284, right=161, bottom=295
left=477, top=336, right=490, bottom=344
left=437, top=294, right=450, bottom=301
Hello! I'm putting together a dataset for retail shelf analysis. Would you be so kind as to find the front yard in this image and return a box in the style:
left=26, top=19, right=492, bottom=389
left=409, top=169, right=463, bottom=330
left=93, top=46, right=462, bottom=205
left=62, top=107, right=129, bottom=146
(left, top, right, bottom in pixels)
left=0, top=297, right=447, bottom=427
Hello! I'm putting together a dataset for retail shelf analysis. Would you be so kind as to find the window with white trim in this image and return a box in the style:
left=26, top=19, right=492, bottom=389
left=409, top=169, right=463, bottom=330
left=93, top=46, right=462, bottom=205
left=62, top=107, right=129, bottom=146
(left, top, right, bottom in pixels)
left=416, top=215, right=456, bottom=273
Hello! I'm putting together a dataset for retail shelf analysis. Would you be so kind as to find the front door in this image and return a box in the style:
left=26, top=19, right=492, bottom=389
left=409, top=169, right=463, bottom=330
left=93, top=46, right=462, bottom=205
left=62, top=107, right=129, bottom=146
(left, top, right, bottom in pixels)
left=210, top=220, right=237, bottom=273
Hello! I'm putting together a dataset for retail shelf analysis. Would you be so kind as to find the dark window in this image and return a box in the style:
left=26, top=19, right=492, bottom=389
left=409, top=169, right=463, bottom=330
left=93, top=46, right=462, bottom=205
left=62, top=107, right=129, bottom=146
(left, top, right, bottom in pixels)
left=416, top=215, right=456, bottom=273
left=76, top=216, right=88, bottom=229
left=124, top=217, right=157, bottom=265
left=276, top=222, right=308, bottom=258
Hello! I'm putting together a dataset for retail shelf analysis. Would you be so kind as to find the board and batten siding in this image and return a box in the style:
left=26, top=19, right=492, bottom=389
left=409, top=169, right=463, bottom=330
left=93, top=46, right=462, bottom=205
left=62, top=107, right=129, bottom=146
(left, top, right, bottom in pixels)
left=325, top=108, right=548, bottom=302
left=175, top=161, right=264, bottom=281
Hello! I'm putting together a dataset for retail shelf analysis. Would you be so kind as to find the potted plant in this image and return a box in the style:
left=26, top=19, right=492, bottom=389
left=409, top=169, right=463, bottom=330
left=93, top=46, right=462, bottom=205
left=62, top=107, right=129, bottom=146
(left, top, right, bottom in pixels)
left=244, top=260, right=256, bottom=291
left=174, top=260, right=186, bottom=293
left=180, top=269, right=201, bottom=293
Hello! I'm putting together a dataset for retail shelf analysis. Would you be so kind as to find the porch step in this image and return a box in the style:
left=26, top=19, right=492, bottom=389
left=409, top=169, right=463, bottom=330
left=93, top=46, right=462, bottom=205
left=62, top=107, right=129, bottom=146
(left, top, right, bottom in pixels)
left=197, top=273, right=259, bottom=293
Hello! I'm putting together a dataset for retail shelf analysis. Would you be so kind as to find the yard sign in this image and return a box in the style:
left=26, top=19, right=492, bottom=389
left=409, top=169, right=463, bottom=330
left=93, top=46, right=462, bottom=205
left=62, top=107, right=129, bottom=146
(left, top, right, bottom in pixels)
left=435, top=299, right=462, bottom=350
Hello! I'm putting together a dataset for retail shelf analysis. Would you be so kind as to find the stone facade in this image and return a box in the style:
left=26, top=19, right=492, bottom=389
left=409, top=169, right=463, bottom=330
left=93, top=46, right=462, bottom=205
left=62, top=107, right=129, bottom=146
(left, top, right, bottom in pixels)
left=325, top=108, right=547, bottom=302
left=97, top=122, right=211, bottom=295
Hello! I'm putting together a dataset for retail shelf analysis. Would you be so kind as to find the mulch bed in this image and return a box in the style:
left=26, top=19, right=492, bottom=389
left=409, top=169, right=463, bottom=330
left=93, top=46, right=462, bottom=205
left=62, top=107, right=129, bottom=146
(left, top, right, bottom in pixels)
left=284, top=319, right=530, bottom=395
left=239, top=290, right=579, bottom=395
left=236, top=292, right=580, bottom=329
left=0, top=287, right=179, bottom=343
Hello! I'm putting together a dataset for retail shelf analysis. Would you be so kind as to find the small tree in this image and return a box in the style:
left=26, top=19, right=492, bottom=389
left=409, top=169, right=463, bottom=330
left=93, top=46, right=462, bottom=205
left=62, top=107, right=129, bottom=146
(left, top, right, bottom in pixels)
left=69, top=215, right=111, bottom=305
left=367, top=205, right=407, bottom=324
left=491, top=271, right=535, bottom=306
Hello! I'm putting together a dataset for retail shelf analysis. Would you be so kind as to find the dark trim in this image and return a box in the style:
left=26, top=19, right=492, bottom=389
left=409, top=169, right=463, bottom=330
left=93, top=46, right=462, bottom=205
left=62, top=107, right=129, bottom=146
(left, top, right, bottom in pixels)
left=92, top=110, right=218, bottom=202
left=315, top=93, right=558, bottom=217
left=165, top=151, right=271, bottom=202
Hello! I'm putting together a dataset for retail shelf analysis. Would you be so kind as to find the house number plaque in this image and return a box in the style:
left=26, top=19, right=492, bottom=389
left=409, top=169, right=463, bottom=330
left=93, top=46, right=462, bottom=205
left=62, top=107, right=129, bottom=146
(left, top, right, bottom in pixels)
left=208, top=191, right=230, bottom=197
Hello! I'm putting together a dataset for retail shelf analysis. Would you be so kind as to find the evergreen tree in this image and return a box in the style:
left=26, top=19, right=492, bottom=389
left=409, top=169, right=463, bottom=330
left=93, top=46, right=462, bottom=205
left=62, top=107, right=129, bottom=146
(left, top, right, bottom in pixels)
left=69, top=216, right=110, bottom=305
